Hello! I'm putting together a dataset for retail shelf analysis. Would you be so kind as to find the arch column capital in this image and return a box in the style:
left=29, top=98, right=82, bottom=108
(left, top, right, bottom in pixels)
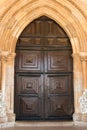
left=72, top=53, right=79, bottom=58
left=0, top=52, right=16, bottom=65
left=0, top=51, right=16, bottom=62
left=0, top=51, right=9, bottom=62
left=72, top=52, right=87, bottom=62
left=6, top=53, right=16, bottom=62
left=80, top=52, right=87, bottom=62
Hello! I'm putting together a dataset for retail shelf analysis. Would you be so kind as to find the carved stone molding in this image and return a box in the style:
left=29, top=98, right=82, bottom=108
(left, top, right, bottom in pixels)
left=80, top=57, right=87, bottom=62
left=72, top=53, right=79, bottom=57
left=6, top=53, right=16, bottom=66
left=80, top=52, right=87, bottom=62
left=6, top=53, right=16, bottom=61
left=0, top=52, right=9, bottom=62
left=0, top=52, right=16, bottom=62
left=72, top=53, right=79, bottom=58
left=0, top=56, right=7, bottom=62
left=72, top=52, right=87, bottom=62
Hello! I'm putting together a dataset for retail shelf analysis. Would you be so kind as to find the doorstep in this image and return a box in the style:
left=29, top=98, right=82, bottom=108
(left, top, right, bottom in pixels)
left=15, top=121, right=74, bottom=127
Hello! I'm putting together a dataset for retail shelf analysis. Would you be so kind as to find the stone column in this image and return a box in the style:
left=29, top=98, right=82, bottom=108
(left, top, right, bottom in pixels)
left=0, top=52, right=8, bottom=98
left=72, top=53, right=83, bottom=122
left=78, top=52, right=87, bottom=122
left=0, top=51, right=9, bottom=123
left=80, top=52, right=87, bottom=90
left=0, top=56, right=1, bottom=90
left=5, top=53, right=16, bottom=122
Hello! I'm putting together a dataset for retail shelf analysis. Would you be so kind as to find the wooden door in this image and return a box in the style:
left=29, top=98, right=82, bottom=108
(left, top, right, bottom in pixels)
left=14, top=16, right=74, bottom=120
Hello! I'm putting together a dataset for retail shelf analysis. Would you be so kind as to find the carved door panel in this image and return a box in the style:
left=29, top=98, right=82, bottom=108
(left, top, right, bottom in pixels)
left=45, top=51, right=73, bottom=73
left=44, top=51, right=73, bottom=119
left=15, top=50, right=44, bottom=119
left=15, top=74, right=44, bottom=119
left=15, top=50, right=43, bottom=73
left=44, top=74, right=73, bottom=119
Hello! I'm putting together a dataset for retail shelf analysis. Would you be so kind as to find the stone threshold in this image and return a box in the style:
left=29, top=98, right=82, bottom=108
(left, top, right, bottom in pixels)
left=15, top=121, right=74, bottom=127
left=1, top=121, right=87, bottom=128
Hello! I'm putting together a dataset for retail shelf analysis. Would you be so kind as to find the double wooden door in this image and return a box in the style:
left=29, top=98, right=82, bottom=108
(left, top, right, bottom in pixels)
left=14, top=16, right=74, bottom=120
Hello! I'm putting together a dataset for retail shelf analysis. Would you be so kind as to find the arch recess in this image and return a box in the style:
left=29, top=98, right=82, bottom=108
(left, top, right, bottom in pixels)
left=0, top=0, right=87, bottom=126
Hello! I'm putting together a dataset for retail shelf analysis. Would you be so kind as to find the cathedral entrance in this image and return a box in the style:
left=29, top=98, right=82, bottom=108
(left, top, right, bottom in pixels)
left=14, top=16, right=74, bottom=120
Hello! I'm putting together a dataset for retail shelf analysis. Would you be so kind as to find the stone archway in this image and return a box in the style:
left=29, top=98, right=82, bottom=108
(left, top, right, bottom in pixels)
left=0, top=0, right=87, bottom=126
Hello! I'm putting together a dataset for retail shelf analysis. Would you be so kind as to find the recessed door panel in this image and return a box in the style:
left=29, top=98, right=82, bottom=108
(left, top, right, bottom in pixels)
left=46, top=96, right=73, bottom=118
left=16, top=74, right=43, bottom=95
left=45, top=74, right=72, bottom=94
left=16, top=51, right=43, bottom=72
left=44, top=74, right=73, bottom=119
left=45, top=51, right=72, bottom=73
left=15, top=74, right=44, bottom=119
left=19, top=97, right=43, bottom=119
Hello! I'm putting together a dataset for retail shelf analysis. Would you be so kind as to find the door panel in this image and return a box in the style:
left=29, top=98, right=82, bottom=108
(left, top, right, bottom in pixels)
left=46, top=38, right=70, bottom=47
left=15, top=74, right=44, bottom=119
left=16, top=51, right=43, bottom=72
left=16, top=74, right=43, bottom=94
left=15, top=16, right=74, bottom=120
left=20, top=16, right=67, bottom=37
left=45, top=51, right=72, bottom=73
left=45, top=74, right=72, bottom=94
left=19, top=96, right=43, bottom=119
left=44, top=74, right=73, bottom=119
left=18, top=38, right=70, bottom=47
left=46, top=96, right=73, bottom=118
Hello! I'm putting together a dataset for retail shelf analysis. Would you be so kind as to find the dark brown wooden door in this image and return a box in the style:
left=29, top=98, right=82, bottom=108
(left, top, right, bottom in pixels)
left=14, top=16, right=74, bottom=120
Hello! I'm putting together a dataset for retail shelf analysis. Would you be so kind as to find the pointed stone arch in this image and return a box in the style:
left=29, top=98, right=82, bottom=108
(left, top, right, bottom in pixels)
left=0, top=0, right=87, bottom=126
left=0, top=0, right=87, bottom=52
